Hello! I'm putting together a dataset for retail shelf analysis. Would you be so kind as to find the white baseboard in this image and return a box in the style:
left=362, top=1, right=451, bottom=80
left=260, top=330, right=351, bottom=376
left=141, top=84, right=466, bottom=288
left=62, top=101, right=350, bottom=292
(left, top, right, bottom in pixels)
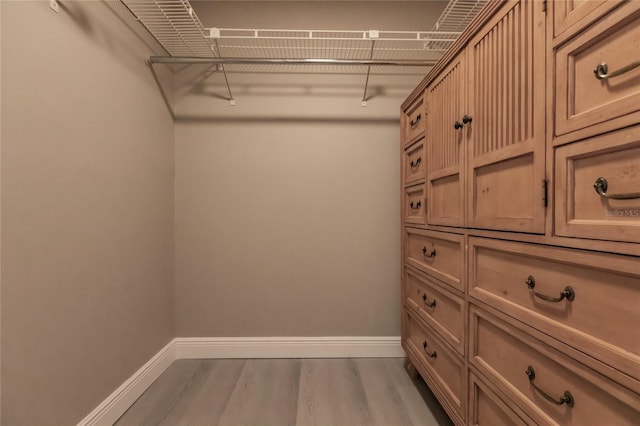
left=76, top=340, right=177, bottom=426
left=77, top=336, right=403, bottom=425
left=175, top=336, right=404, bottom=359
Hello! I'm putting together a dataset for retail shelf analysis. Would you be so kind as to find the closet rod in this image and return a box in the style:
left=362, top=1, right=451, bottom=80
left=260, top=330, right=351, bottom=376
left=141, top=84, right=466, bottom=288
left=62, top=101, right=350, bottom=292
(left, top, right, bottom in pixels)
left=147, top=56, right=437, bottom=66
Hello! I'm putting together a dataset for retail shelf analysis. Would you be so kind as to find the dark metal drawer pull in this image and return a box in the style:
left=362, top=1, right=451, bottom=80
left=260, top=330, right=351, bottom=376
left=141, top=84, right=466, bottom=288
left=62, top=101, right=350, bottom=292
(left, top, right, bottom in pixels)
left=410, top=114, right=421, bottom=128
left=410, top=201, right=421, bottom=209
left=593, top=177, right=640, bottom=200
left=525, top=276, right=575, bottom=302
left=422, top=340, right=437, bottom=358
left=525, top=366, right=574, bottom=407
left=594, top=61, right=640, bottom=80
left=410, top=157, right=422, bottom=168
left=422, top=246, right=436, bottom=258
left=462, top=114, right=472, bottom=124
left=454, top=121, right=463, bottom=130
left=422, top=293, right=436, bottom=308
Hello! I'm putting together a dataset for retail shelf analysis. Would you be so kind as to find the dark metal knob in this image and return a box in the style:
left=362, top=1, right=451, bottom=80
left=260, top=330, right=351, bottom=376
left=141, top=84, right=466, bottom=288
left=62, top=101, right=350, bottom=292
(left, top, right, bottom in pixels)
left=462, top=115, right=472, bottom=124
left=454, top=121, right=463, bottom=130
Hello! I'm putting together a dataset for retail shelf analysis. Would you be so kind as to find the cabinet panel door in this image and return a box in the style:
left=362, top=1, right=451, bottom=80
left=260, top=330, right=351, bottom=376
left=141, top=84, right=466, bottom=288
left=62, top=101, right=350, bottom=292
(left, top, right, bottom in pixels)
left=467, top=0, right=546, bottom=233
left=552, top=0, right=622, bottom=39
left=426, top=54, right=466, bottom=227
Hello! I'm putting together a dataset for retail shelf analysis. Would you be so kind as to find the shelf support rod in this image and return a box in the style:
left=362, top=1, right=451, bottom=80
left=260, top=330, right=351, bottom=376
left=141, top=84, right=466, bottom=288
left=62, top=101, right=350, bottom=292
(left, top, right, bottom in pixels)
left=361, top=39, right=376, bottom=106
left=213, top=39, right=235, bottom=105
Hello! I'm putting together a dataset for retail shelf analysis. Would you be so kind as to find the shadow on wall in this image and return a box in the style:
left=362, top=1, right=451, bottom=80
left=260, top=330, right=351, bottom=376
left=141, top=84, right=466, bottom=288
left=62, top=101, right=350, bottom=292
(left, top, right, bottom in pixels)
left=167, top=62, right=420, bottom=122
left=57, top=1, right=171, bottom=93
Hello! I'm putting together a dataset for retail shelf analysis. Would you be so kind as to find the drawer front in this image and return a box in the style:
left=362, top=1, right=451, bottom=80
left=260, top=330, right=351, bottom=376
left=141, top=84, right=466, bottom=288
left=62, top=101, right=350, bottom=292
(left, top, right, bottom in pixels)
left=552, top=0, right=623, bottom=39
left=405, top=228, right=464, bottom=292
left=405, top=308, right=465, bottom=421
left=403, top=95, right=425, bottom=145
left=470, top=306, right=640, bottom=425
left=555, top=126, right=640, bottom=243
left=403, top=184, right=426, bottom=224
left=469, top=237, right=640, bottom=380
left=405, top=267, right=464, bottom=355
left=555, top=2, right=640, bottom=141
left=469, top=371, right=532, bottom=426
left=403, top=138, right=425, bottom=186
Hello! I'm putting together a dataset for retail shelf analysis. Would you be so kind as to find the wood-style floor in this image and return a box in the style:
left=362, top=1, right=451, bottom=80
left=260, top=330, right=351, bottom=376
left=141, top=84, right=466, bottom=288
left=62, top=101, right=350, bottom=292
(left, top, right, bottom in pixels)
left=115, top=358, right=453, bottom=426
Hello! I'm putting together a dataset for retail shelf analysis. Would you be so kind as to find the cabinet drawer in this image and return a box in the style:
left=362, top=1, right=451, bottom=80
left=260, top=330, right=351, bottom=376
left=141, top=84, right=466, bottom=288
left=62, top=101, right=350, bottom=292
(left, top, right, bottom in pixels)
left=405, top=308, right=465, bottom=423
left=405, top=267, right=464, bottom=355
left=469, top=237, right=640, bottom=380
left=470, top=306, right=640, bottom=426
left=403, top=138, right=425, bottom=186
left=469, top=371, right=532, bottom=426
left=405, top=228, right=464, bottom=292
left=554, top=2, right=640, bottom=142
left=403, top=184, right=425, bottom=224
left=552, top=0, right=623, bottom=39
left=555, top=126, right=640, bottom=243
left=402, top=95, right=425, bottom=145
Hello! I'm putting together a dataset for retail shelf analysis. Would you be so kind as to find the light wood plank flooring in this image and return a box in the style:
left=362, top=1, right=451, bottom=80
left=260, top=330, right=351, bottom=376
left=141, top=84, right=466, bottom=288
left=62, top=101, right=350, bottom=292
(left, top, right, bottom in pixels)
left=115, top=358, right=453, bottom=426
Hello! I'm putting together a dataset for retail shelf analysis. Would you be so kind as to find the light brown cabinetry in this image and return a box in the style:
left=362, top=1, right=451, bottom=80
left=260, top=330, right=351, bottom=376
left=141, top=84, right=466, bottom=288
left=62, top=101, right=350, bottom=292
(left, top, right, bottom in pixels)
left=425, top=0, right=546, bottom=233
left=468, top=236, right=640, bottom=380
left=554, top=1, right=640, bottom=145
left=403, top=184, right=426, bottom=225
left=551, top=0, right=622, bottom=39
left=405, top=309, right=466, bottom=425
left=466, top=0, right=546, bottom=233
left=469, top=371, right=533, bottom=426
left=401, top=1, right=639, bottom=425
left=403, top=138, right=425, bottom=186
left=555, top=125, right=640, bottom=243
left=405, top=267, right=465, bottom=355
left=426, top=53, right=466, bottom=228
left=470, top=306, right=640, bottom=425
left=402, top=95, right=426, bottom=147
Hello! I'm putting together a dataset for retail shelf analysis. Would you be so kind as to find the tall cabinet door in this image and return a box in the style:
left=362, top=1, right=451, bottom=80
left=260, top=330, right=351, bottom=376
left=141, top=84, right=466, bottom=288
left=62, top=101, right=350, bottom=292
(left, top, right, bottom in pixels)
left=466, top=0, right=546, bottom=233
left=426, top=54, right=466, bottom=227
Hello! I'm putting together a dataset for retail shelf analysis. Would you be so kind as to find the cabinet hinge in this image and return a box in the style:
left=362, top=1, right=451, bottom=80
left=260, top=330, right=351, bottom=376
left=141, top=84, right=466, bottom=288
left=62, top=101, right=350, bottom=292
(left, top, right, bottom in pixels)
left=542, top=0, right=547, bottom=13
left=542, top=179, right=548, bottom=207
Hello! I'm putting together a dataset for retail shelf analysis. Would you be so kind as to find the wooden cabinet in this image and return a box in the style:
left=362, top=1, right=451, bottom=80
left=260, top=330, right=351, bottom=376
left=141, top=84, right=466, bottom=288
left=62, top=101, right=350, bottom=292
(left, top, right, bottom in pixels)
left=468, top=236, right=640, bottom=380
left=554, top=1, right=640, bottom=144
left=466, top=0, right=546, bottom=233
left=425, top=0, right=546, bottom=233
left=469, top=371, right=534, bottom=426
left=400, top=1, right=640, bottom=425
left=403, top=184, right=426, bottom=225
left=402, top=95, right=426, bottom=147
left=405, top=308, right=466, bottom=425
left=426, top=53, right=466, bottom=228
left=469, top=306, right=640, bottom=425
left=551, top=0, right=622, bottom=39
left=403, top=138, right=425, bottom=186
left=554, top=125, right=640, bottom=243
left=404, top=228, right=464, bottom=292
left=405, top=266, right=465, bottom=355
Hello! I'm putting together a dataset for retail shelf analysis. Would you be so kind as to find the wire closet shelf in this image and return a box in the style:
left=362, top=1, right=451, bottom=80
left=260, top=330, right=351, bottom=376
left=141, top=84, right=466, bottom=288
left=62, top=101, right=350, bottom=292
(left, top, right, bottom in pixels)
left=121, top=0, right=487, bottom=103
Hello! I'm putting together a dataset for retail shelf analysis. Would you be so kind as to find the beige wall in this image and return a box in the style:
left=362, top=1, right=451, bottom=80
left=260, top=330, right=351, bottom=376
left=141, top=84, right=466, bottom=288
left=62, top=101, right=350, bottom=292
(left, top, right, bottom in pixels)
left=1, top=2, right=174, bottom=425
left=175, top=118, right=401, bottom=336
left=174, top=1, right=445, bottom=337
